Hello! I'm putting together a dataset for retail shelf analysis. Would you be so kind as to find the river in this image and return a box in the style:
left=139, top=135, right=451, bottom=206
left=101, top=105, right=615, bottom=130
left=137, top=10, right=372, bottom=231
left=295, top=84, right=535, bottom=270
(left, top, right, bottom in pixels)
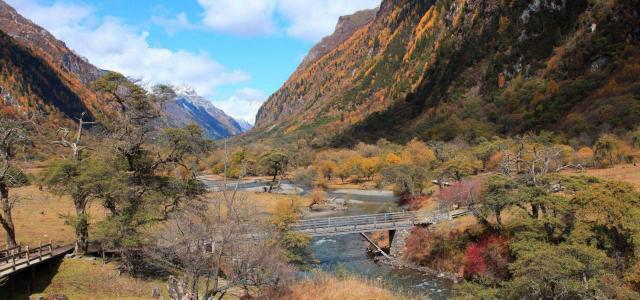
left=201, top=178, right=452, bottom=299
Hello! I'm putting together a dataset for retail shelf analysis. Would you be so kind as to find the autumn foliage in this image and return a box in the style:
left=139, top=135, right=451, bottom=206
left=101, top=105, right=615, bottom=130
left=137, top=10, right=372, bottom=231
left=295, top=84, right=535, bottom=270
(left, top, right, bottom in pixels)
left=463, top=234, right=510, bottom=280
left=438, top=178, right=483, bottom=210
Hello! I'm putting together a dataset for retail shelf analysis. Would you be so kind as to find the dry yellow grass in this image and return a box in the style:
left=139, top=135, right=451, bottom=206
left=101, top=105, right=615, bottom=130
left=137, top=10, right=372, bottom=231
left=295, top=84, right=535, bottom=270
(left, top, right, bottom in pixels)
left=240, top=191, right=311, bottom=215
left=434, top=214, right=478, bottom=235
left=28, top=259, right=166, bottom=300
left=561, top=163, right=640, bottom=188
left=8, top=185, right=106, bottom=246
left=8, top=185, right=309, bottom=247
left=282, top=273, right=411, bottom=300
left=326, top=179, right=393, bottom=190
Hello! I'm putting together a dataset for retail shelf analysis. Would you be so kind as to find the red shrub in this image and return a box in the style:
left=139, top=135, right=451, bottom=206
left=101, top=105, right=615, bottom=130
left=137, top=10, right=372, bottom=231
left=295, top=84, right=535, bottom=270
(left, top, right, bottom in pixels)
left=399, top=195, right=430, bottom=210
left=403, top=227, right=435, bottom=263
left=463, top=234, right=510, bottom=280
left=464, top=244, right=487, bottom=274
left=438, top=179, right=483, bottom=210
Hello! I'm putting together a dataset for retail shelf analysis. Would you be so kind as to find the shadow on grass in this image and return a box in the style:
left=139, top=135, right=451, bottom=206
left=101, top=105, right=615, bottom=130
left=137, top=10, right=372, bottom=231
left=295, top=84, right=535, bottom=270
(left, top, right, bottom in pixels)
left=0, top=258, right=63, bottom=299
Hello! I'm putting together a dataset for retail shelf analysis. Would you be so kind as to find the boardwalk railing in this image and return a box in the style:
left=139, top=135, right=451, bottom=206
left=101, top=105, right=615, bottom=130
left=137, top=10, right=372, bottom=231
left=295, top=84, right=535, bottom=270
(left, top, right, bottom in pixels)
left=0, top=243, right=53, bottom=275
left=0, top=242, right=74, bottom=277
left=291, top=210, right=466, bottom=237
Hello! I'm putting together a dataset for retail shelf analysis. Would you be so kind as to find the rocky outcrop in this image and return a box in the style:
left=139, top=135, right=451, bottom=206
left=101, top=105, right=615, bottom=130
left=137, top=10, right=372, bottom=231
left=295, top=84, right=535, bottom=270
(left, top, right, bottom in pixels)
left=298, top=8, right=378, bottom=70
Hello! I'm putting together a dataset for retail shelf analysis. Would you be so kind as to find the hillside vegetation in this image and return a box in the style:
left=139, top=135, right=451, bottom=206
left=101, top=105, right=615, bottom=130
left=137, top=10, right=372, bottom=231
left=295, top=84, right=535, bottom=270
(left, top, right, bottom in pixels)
left=0, top=30, right=107, bottom=124
left=254, top=0, right=639, bottom=147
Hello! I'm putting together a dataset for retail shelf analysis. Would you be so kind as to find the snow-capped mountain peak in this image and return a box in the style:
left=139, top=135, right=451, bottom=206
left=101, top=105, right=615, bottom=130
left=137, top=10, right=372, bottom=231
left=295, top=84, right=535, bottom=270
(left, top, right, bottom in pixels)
left=172, top=84, right=199, bottom=97
left=156, top=84, right=251, bottom=139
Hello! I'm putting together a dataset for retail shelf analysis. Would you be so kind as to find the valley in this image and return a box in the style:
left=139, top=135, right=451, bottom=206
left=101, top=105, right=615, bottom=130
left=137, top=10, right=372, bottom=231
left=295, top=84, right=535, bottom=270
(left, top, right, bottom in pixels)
left=0, top=0, right=639, bottom=299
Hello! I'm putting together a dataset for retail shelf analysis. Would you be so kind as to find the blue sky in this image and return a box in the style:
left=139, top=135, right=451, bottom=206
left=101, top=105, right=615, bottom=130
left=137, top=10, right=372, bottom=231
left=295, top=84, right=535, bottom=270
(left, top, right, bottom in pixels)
left=7, top=0, right=380, bottom=122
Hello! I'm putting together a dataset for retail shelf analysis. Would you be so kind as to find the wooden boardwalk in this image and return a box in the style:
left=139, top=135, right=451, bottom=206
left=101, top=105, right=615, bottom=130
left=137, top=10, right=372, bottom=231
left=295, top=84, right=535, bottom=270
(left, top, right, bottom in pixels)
left=0, top=243, right=74, bottom=278
left=291, top=209, right=470, bottom=237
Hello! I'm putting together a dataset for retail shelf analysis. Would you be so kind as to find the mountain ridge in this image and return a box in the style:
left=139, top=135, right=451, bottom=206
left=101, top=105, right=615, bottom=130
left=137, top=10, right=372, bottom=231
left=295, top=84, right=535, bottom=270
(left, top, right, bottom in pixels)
left=254, top=0, right=640, bottom=146
left=0, top=0, right=104, bottom=84
left=0, top=1, right=247, bottom=140
left=162, top=85, right=249, bottom=140
left=297, top=7, right=378, bottom=71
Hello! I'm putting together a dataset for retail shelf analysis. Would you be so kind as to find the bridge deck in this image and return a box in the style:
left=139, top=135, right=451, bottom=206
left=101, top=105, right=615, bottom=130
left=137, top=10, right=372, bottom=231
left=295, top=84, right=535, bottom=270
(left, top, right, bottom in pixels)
left=291, top=209, right=469, bottom=237
left=0, top=243, right=73, bottom=278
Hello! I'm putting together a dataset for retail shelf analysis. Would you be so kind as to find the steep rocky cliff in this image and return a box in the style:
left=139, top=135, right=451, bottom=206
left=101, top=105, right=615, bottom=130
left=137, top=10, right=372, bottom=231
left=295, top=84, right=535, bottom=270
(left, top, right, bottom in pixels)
left=298, top=8, right=378, bottom=71
left=255, top=0, right=640, bottom=146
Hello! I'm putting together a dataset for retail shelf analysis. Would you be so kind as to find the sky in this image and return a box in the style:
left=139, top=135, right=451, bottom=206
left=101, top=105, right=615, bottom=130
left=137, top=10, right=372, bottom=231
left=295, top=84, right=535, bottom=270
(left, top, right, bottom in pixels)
left=6, top=0, right=380, bottom=123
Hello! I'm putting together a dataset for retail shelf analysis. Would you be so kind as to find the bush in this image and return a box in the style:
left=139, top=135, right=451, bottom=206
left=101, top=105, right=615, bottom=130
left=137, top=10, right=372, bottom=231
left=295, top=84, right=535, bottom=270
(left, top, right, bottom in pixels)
left=308, top=189, right=327, bottom=209
left=574, top=147, right=595, bottom=167
left=463, top=234, right=510, bottom=280
left=403, top=228, right=473, bottom=274
left=438, top=178, right=483, bottom=210
left=292, top=166, right=318, bottom=189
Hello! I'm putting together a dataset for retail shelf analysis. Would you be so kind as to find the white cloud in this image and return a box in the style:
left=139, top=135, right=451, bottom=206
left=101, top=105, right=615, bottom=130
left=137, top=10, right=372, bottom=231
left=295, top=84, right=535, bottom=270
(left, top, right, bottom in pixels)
left=151, top=12, right=198, bottom=35
left=277, top=0, right=380, bottom=42
left=197, top=0, right=380, bottom=42
left=197, top=0, right=277, bottom=36
left=7, top=0, right=95, bottom=30
left=6, top=0, right=250, bottom=98
left=213, top=88, right=267, bottom=124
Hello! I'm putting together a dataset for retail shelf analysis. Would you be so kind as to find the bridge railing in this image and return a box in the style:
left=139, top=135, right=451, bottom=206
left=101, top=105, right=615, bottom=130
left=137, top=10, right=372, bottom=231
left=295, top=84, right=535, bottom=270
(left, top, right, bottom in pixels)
left=290, top=210, right=451, bottom=232
left=0, top=242, right=54, bottom=274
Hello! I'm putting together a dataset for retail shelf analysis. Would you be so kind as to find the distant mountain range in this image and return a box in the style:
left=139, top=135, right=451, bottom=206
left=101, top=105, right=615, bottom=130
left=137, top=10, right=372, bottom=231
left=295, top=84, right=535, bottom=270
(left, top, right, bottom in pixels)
left=256, top=0, right=640, bottom=146
left=162, top=85, right=251, bottom=140
left=0, top=0, right=247, bottom=140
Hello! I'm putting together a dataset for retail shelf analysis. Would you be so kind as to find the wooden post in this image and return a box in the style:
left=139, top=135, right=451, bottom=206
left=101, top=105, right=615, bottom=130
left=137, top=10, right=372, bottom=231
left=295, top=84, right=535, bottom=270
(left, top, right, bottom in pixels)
left=25, top=245, right=30, bottom=266
left=39, top=241, right=43, bottom=261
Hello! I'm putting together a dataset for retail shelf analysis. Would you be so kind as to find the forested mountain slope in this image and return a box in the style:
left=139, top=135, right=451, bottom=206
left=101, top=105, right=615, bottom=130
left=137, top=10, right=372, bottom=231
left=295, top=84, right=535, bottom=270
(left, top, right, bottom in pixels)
left=255, top=0, right=640, bottom=146
left=0, top=29, right=105, bottom=123
left=0, top=1, right=103, bottom=85
left=0, top=1, right=246, bottom=140
left=0, top=1, right=116, bottom=124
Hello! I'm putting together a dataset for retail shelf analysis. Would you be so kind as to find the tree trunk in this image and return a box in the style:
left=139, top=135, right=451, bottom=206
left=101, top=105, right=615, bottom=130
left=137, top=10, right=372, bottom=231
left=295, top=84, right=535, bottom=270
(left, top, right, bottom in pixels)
left=0, top=183, right=17, bottom=248
left=495, top=209, right=503, bottom=227
left=74, top=197, right=89, bottom=256
left=531, top=204, right=539, bottom=219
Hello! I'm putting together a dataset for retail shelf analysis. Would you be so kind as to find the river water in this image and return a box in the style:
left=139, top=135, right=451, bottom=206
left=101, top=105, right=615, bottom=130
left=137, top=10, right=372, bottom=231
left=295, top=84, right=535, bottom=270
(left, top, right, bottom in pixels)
left=201, top=179, right=452, bottom=299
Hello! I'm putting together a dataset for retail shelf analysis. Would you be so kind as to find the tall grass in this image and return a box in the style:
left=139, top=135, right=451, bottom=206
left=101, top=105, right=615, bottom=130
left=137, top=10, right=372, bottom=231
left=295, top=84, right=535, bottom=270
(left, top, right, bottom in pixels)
left=281, top=272, right=416, bottom=300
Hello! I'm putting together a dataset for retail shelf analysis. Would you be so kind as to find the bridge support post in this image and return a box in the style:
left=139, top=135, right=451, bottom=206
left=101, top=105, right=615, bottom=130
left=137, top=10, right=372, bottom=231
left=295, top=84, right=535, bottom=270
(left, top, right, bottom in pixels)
left=388, top=229, right=410, bottom=257
left=388, top=230, right=396, bottom=245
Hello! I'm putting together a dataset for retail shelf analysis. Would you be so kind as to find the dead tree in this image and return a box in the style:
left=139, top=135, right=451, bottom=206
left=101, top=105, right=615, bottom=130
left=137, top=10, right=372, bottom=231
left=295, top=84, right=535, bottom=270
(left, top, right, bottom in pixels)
left=49, top=112, right=95, bottom=255
left=151, top=147, right=291, bottom=300
left=51, top=112, right=96, bottom=160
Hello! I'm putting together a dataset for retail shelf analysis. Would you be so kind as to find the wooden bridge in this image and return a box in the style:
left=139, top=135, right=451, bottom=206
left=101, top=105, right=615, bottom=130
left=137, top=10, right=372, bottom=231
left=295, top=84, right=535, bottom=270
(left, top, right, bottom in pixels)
left=291, top=209, right=469, bottom=237
left=0, top=243, right=74, bottom=278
